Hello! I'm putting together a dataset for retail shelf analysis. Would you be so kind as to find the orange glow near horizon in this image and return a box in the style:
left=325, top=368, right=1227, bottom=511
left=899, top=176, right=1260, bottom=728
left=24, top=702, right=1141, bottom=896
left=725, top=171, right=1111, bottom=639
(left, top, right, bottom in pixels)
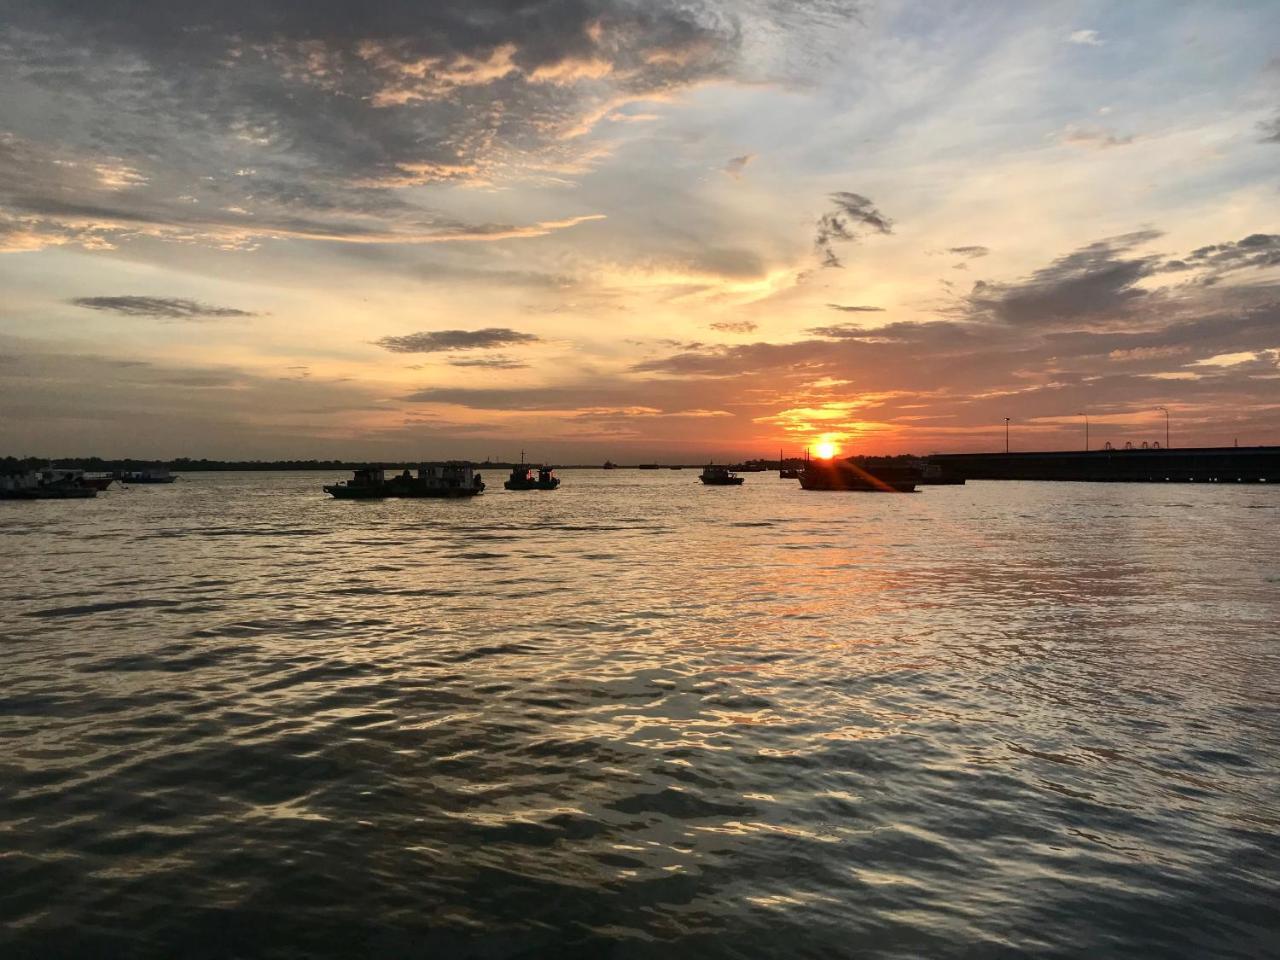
left=814, top=440, right=839, bottom=460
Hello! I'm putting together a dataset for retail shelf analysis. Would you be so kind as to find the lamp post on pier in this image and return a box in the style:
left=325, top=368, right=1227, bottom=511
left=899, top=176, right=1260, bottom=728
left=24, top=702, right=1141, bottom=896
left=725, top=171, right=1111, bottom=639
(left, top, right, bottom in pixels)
left=1004, top=417, right=1010, bottom=453
left=1156, top=406, right=1170, bottom=449
left=1077, top=412, right=1089, bottom=451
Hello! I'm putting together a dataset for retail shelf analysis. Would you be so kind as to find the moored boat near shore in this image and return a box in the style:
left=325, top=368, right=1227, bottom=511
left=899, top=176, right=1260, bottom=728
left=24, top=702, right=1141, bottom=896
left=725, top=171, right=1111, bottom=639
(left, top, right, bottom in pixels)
left=1, top=468, right=99, bottom=499
left=799, top=457, right=922, bottom=492
left=324, top=463, right=484, bottom=499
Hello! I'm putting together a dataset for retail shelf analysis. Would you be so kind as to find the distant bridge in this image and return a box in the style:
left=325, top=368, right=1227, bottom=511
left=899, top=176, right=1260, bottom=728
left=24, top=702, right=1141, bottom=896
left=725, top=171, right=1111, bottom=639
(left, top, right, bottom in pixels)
left=926, top=445, right=1280, bottom=483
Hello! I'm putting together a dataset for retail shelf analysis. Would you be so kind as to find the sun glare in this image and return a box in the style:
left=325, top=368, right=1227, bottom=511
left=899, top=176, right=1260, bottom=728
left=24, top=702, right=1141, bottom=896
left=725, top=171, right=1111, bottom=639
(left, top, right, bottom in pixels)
left=814, top=440, right=839, bottom=459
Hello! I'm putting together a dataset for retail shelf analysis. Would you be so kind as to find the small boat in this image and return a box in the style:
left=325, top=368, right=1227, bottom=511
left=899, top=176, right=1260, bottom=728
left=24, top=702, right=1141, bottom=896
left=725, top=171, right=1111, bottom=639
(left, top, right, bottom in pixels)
left=637, top=463, right=660, bottom=470
left=603, top=461, right=618, bottom=470
left=505, top=463, right=560, bottom=490
left=0, top=468, right=98, bottom=499
left=324, top=463, right=484, bottom=499
left=778, top=449, right=799, bottom=479
left=699, top=463, right=744, bottom=486
left=83, top=474, right=115, bottom=491
left=799, top=456, right=921, bottom=492
left=116, top=468, right=177, bottom=484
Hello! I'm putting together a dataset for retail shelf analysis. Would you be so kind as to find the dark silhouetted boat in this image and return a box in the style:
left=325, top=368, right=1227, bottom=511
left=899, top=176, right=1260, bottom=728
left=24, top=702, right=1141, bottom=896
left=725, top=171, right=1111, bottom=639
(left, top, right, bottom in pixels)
left=699, top=463, right=744, bottom=486
left=116, top=468, right=177, bottom=483
left=324, top=464, right=484, bottom=499
left=505, top=463, right=560, bottom=490
left=1, top=468, right=98, bottom=499
left=602, top=460, right=618, bottom=470
left=637, top=463, right=660, bottom=470
left=779, top=449, right=800, bottom=479
left=799, top=456, right=921, bottom=492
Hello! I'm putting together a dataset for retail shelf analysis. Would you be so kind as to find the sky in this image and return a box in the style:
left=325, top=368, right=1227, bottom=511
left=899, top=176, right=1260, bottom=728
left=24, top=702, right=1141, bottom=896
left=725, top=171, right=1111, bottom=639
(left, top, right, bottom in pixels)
left=1, top=0, right=1278, bottom=462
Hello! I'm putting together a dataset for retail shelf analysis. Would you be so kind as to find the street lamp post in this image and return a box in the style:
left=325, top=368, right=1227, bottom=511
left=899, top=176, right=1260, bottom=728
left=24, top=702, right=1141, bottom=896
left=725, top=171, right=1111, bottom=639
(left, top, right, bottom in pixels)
left=1077, top=412, right=1089, bottom=451
left=1156, top=405, right=1170, bottom=449
left=1004, top=417, right=1010, bottom=453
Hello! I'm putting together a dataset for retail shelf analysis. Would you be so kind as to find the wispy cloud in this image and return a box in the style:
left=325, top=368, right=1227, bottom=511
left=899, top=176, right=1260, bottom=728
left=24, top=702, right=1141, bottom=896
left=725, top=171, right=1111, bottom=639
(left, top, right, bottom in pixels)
left=447, top=356, right=530, bottom=369
left=826, top=303, right=885, bottom=312
left=815, top=192, right=893, bottom=268
left=1066, top=30, right=1103, bottom=46
left=70, top=296, right=254, bottom=320
left=375, top=328, right=541, bottom=353
left=710, top=320, right=758, bottom=333
left=722, top=154, right=754, bottom=179
left=1059, top=125, right=1135, bottom=149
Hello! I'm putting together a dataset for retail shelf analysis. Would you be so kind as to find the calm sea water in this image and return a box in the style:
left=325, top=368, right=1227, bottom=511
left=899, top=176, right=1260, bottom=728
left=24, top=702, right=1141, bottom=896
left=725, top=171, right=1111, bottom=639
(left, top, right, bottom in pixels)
left=2, top=471, right=1278, bottom=958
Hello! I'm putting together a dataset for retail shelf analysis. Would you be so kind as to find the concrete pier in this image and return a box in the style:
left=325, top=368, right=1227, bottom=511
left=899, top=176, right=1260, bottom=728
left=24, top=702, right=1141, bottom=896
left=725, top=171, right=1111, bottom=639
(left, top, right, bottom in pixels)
left=926, top=446, right=1280, bottom=483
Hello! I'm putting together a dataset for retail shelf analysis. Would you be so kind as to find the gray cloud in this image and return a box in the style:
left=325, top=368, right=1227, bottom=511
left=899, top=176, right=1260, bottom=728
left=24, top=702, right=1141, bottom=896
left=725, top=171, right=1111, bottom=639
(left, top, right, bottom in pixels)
left=70, top=296, right=255, bottom=320
left=815, top=191, right=893, bottom=268
left=447, top=356, right=530, bottom=369
left=826, top=303, right=885, bottom=312
left=723, top=154, right=754, bottom=179
left=1260, top=112, right=1280, bottom=143
left=948, top=246, right=989, bottom=258
left=0, top=2, right=855, bottom=253
left=376, top=328, right=541, bottom=353
left=1060, top=126, right=1135, bottom=149
left=965, top=230, right=1163, bottom=327
left=709, top=320, right=758, bottom=333
left=1183, top=233, right=1280, bottom=275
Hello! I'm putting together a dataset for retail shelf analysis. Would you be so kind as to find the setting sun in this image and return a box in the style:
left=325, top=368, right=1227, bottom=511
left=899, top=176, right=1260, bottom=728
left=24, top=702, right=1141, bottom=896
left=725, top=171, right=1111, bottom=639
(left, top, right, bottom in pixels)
left=814, top=441, right=839, bottom=460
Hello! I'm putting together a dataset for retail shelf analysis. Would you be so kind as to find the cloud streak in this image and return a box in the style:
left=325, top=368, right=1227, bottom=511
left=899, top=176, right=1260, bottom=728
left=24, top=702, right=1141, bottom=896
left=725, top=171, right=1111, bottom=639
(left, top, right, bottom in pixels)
left=70, top=296, right=255, bottom=320
left=815, top=192, right=893, bottom=268
left=375, top=328, right=542, bottom=353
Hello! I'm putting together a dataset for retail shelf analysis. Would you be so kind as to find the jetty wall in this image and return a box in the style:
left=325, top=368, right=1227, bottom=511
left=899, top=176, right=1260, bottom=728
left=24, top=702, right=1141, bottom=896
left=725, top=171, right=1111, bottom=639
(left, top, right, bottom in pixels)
left=926, top=446, right=1280, bottom=483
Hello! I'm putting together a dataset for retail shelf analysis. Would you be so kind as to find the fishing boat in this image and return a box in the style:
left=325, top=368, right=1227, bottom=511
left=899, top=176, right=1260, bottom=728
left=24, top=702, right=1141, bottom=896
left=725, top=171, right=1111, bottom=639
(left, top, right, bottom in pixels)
left=324, top=463, right=484, bottom=499
left=779, top=448, right=800, bottom=479
left=505, top=463, right=560, bottom=490
left=699, top=463, right=744, bottom=486
left=799, top=456, right=921, bottom=492
left=602, top=461, right=618, bottom=470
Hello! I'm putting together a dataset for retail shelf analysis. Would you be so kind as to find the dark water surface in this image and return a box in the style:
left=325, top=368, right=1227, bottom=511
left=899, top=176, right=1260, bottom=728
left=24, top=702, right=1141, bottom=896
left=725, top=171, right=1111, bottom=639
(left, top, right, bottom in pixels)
left=2, top=471, right=1278, bottom=958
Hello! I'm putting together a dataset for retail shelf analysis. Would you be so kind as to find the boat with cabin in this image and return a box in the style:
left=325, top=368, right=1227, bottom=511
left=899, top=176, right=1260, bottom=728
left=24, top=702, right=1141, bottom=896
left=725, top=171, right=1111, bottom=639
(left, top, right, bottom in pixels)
left=324, top=463, right=485, bottom=499
left=1, top=467, right=98, bottom=499
left=505, top=462, right=560, bottom=490
left=799, top=456, right=921, bottom=492
left=699, top=463, right=744, bottom=486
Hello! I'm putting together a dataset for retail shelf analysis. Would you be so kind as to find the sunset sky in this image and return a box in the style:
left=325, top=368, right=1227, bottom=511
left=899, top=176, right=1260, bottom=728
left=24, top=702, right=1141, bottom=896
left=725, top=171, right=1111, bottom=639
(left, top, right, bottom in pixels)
left=2, top=0, right=1278, bottom=461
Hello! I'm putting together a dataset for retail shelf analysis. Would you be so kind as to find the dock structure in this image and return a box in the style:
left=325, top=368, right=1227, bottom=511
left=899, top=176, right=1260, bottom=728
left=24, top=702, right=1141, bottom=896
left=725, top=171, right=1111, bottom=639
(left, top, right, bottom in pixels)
left=926, top=446, right=1280, bottom=483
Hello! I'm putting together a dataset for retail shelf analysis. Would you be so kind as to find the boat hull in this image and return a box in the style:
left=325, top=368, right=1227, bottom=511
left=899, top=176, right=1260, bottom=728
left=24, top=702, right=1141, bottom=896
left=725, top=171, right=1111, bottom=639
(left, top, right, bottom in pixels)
left=699, top=477, right=744, bottom=485
left=0, top=486, right=98, bottom=500
left=325, top=483, right=484, bottom=499
left=800, top=460, right=920, bottom=492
